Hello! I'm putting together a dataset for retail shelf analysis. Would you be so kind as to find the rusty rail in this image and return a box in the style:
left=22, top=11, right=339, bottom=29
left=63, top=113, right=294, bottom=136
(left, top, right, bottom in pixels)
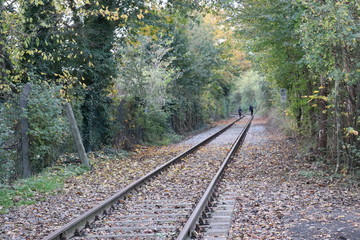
left=42, top=117, right=243, bottom=240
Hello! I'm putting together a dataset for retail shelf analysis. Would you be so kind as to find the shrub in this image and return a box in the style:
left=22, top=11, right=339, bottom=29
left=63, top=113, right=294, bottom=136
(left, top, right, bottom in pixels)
left=27, top=84, right=69, bottom=172
left=0, top=103, right=17, bottom=184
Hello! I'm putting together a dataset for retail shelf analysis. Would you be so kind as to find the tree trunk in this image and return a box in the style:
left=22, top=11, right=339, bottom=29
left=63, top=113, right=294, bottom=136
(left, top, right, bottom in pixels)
left=0, top=44, right=5, bottom=81
left=334, top=75, right=341, bottom=173
left=318, top=75, right=328, bottom=153
left=307, top=79, right=316, bottom=137
left=341, top=45, right=357, bottom=172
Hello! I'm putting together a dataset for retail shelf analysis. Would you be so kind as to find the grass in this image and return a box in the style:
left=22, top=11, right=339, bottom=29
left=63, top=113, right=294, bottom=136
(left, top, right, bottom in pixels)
left=0, top=164, right=89, bottom=214
left=156, top=132, right=183, bottom=145
left=298, top=170, right=325, bottom=178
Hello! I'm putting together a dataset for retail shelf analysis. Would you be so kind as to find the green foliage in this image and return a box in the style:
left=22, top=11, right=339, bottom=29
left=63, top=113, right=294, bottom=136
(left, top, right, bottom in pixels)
left=114, top=13, right=232, bottom=140
left=230, top=70, right=272, bottom=115
left=0, top=164, right=89, bottom=214
left=27, top=84, right=69, bottom=172
left=115, top=35, right=175, bottom=143
left=226, top=0, right=360, bottom=172
left=142, top=110, right=180, bottom=144
left=66, top=0, right=149, bottom=151
left=228, top=0, right=310, bottom=124
left=0, top=104, right=17, bottom=184
left=231, top=0, right=305, bottom=86
left=78, top=8, right=116, bottom=151
left=167, top=15, right=231, bottom=132
left=297, top=0, right=359, bottom=75
left=296, top=0, right=360, bottom=170
left=343, top=138, right=360, bottom=174
left=19, top=0, right=63, bottom=84
left=0, top=0, right=238, bottom=185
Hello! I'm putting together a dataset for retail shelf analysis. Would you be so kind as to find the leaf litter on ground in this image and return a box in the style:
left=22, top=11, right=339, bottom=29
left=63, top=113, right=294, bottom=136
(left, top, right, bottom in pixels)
left=0, top=144, right=188, bottom=240
left=1, top=116, right=359, bottom=240
left=227, top=117, right=360, bottom=240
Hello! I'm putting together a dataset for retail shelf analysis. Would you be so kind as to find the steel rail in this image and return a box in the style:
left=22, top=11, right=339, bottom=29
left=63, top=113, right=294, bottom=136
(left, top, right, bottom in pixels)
left=177, top=115, right=253, bottom=240
left=42, top=117, right=243, bottom=240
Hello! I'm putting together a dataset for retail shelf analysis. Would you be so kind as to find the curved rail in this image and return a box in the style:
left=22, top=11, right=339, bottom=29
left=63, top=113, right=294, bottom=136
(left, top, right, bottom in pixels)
left=177, top=115, right=253, bottom=239
left=43, top=117, right=243, bottom=240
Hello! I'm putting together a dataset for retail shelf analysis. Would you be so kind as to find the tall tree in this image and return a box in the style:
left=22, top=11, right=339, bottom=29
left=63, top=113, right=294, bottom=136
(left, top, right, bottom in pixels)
left=226, top=0, right=360, bottom=172
left=228, top=0, right=311, bottom=127
left=297, top=0, right=360, bottom=171
left=0, top=1, right=19, bottom=98
left=78, top=1, right=118, bottom=151
left=167, top=15, right=226, bottom=132
left=19, top=0, right=63, bottom=84
left=64, top=0, right=147, bottom=151
left=0, top=1, right=8, bottom=97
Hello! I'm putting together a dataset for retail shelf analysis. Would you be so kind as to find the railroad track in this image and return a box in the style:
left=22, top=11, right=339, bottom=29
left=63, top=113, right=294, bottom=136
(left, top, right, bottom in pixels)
left=43, top=116, right=253, bottom=240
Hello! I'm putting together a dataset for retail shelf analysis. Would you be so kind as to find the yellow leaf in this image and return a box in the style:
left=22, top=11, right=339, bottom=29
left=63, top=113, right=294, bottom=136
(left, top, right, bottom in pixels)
left=321, top=96, right=328, bottom=101
left=137, top=13, right=144, bottom=19
left=348, top=128, right=358, bottom=136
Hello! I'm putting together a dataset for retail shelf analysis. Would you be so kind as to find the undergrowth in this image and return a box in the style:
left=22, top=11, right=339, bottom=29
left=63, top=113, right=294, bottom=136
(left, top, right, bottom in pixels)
left=0, top=165, right=89, bottom=214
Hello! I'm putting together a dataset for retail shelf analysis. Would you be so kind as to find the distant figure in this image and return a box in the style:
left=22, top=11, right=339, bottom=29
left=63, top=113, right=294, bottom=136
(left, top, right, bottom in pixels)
left=238, top=107, right=242, bottom=118
left=249, top=105, right=254, bottom=116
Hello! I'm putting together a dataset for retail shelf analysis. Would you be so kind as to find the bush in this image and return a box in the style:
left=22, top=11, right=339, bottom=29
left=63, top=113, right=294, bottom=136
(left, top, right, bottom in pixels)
left=27, top=84, right=69, bottom=172
left=142, top=110, right=172, bottom=144
left=0, top=104, right=17, bottom=184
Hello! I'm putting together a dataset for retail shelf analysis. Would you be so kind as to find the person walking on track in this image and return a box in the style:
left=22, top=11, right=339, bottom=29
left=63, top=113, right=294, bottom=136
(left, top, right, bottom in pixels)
left=238, top=107, right=242, bottom=118
left=249, top=105, right=254, bottom=116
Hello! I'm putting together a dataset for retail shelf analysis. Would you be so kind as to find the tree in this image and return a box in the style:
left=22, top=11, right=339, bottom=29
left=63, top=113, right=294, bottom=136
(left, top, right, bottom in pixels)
left=297, top=0, right=360, bottom=171
left=114, top=35, right=176, bottom=143
left=225, top=0, right=360, bottom=172
left=228, top=0, right=311, bottom=126
left=19, top=0, right=63, bottom=84
left=78, top=2, right=117, bottom=151
left=0, top=1, right=11, bottom=98
left=63, top=0, right=149, bottom=151
left=231, top=70, right=271, bottom=115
